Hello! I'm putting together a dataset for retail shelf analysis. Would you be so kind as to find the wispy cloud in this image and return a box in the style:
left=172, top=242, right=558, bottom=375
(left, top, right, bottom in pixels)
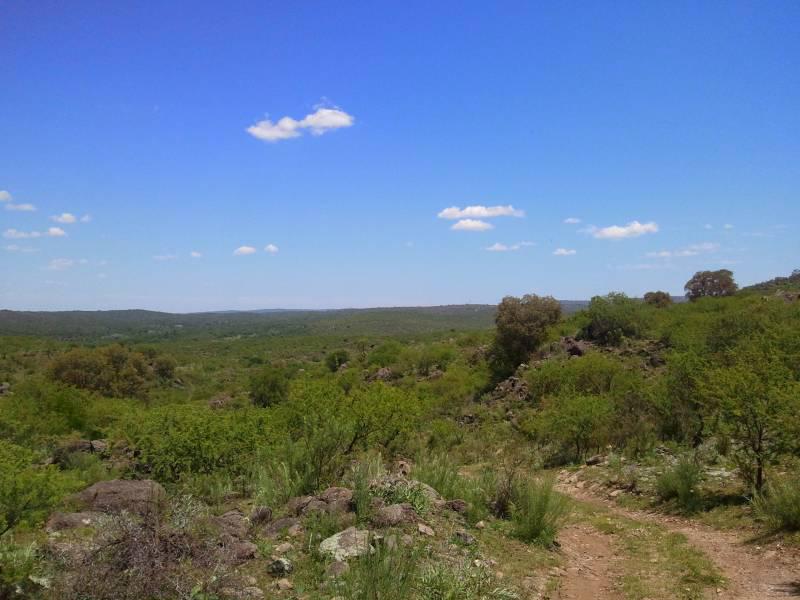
left=0, top=191, right=10, bottom=202
left=438, top=205, right=525, bottom=220
left=563, top=217, right=581, bottom=224
left=4, top=244, right=38, bottom=253
left=586, top=220, right=659, bottom=240
left=51, top=212, right=77, bottom=224
left=0, top=190, right=36, bottom=211
left=264, top=244, right=279, bottom=254
left=646, top=242, right=718, bottom=258
left=553, top=248, right=576, bottom=256
left=153, top=254, right=177, bottom=261
left=247, top=106, right=354, bottom=142
left=47, top=258, right=88, bottom=270
left=233, top=245, right=257, bottom=256
left=723, top=223, right=734, bottom=230
left=190, top=251, right=202, bottom=258
left=3, top=227, right=66, bottom=239
left=485, top=241, right=534, bottom=252
left=451, top=219, right=493, bottom=231
left=80, top=214, right=92, bottom=223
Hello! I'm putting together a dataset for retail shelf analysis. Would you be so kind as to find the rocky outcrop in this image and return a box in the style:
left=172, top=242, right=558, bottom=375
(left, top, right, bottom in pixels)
left=46, top=511, right=104, bottom=532
left=74, top=479, right=166, bottom=516
left=319, top=527, right=372, bottom=561
left=371, top=503, right=418, bottom=527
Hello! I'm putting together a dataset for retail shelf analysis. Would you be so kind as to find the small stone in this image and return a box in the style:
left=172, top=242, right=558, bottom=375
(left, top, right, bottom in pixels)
left=250, top=505, right=273, bottom=525
left=232, top=541, right=258, bottom=561
left=287, top=524, right=304, bottom=537
left=275, top=542, right=293, bottom=554
left=241, top=587, right=264, bottom=599
left=445, top=499, right=469, bottom=514
left=495, top=571, right=504, bottom=579
left=268, top=557, right=293, bottom=576
left=475, top=520, right=486, bottom=530
left=454, top=530, right=476, bottom=545
left=417, top=523, right=434, bottom=537
left=401, top=534, right=414, bottom=546
left=275, top=578, right=293, bottom=591
left=326, top=560, right=350, bottom=578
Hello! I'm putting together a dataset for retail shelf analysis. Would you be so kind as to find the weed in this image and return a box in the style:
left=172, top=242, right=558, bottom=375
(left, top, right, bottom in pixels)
left=511, top=475, right=570, bottom=546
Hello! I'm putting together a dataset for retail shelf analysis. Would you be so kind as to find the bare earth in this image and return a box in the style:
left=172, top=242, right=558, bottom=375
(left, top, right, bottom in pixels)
left=557, top=477, right=800, bottom=599
left=555, top=522, right=622, bottom=600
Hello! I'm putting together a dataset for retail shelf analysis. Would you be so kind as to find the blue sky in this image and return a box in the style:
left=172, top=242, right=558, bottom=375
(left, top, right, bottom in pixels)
left=1, top=1, right=798, bottom=311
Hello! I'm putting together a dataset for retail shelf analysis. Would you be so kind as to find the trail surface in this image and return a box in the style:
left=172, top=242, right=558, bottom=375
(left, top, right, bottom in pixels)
left=557, top=476, right=800, bottom=599
left=555, top=522, right=621, bottom=599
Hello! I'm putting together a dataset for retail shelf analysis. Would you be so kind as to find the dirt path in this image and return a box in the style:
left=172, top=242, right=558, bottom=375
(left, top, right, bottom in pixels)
left=558, top=477, right=800, bottom=599
left=555, top=522, right=622, bottom=599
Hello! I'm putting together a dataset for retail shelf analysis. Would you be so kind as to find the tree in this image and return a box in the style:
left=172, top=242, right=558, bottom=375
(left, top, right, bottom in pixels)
left=643, top=290, right=673, bottom=308
left=325, top=350, right=350, bottom=372
left=701, top=341, right=799, bottom=491
left=684, top=269, right=738, bottom=301
left=250, top=366, right=290, bottom=408
left=579, top=292, right=644, bottom=345
left=490, top=294, right=562, bottom=378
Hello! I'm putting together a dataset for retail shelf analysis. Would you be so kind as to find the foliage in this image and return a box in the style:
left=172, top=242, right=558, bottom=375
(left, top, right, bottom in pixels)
left=335, top=541, right=418, bottom=600
left=413, top=453, right=491, bottom=523
left=655, top=457, right=703, bottom=513
left=0, top=541, right=41, bottom=599
left=643, top=290, right=673, bottom=308
left=684, top=269, right=738, bottom=301
left=249, top=365, right=290, bottom=407
left=490, top=294, right=561, bottom=378
left=752, top=474, right=800, bottom=531
left=325, top=349, right=350, bottom=372
left=579, top=292, right=646, bottom=345
left=511, top=475, right=570, bottom=547
left=418, top=561, right=519, bottom=599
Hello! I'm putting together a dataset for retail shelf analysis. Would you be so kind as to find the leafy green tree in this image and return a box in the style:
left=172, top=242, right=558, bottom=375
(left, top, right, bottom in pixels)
left=49, top=345, right=155, bottom=398
left=702, top=341, right=799, bottom=491
left=579, top=292, right=645, bottom=345
left=250, top=366, right=290, bottom=408
left=684, top=269, right=738, bottom=301
left=643, top=290, right=673, bottom=308
left=325, top=350, right=350, bottom=372
left=490, top=294, right=562, bottom=378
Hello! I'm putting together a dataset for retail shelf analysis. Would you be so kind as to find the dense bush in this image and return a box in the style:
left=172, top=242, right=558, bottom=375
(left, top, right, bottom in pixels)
left=579, top=292, right=647, bottom=345
left=249, top=365, right=290, bottom=407
left=325, top=349, right=350, bottom=372
left=511, top=475, right=570, bottom=546
left=753, top=475, right=800, bottom=531
left=644, top=290, right=672, bottom=308
left=655, top=457, right=703, bottom=512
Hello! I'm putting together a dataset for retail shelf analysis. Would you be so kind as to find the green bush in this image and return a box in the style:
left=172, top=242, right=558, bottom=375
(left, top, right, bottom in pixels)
left=325, top=350, right=350, bottom=372
left=511, top=475, right=570, bottom=546
left=413, top=453, right=490, bottom=523
left=753, top=475, right=800, bottom=531
left=249, top=365, right=290, bottom=407
left=579, top=292, right=647, bottom=346
left=0, top=541, right=41, bottom=599
left=418, top=561, right=518, bottom=600
left=335, top=540, right=417, bottom=600
left=655, top=457, right=703, bottom=512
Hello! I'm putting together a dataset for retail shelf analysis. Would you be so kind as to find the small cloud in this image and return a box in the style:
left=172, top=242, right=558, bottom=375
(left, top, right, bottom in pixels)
left=5, top=202, right=36, bottom=211
left=264, top=244, right=279, bottom=254
left=646, top=242, right=719, bottom=258
left=153, top=254, right=177, bottom=261
left=4, top=244, right=37, bottom=252
left=80, top=214, right=92, bottom=223
left=234, top=245, right=257, bottom=256
left=485, top=241, right=534, bottom=252
left=451, top=219, right=493, bottom=231
left=47, top=258, right=75, bottom=270
left=0, top=191, right=10, bottom=202
left=190, top=251, right=202, bottom=258
left=723, top=223, right=734, bottom=230
left=247, top=106, right=354, bottom=142
left=553, top=248, right=576, bottom=256
left=3, top=228, right=65, bottom=239
left=704, top=224, right=713, bottom=230
left=51, top=212, right=77, bottom=224
left=563, top=217, right=581, bottom=224
left=589, top=220, right=659, bottom=240
left=47, top=227, right=67, bottom=237
left=438, top=205, right=524, bottom=220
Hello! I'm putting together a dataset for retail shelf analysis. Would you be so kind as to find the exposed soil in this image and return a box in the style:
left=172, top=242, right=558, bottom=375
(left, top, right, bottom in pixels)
left=554, top=522, right=622, bottom=599
left=558, top=478, right=800, bottom=599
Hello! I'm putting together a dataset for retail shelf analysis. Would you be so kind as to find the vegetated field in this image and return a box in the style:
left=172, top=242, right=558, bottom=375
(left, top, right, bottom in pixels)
left=1, top=274, right=798, bottom=599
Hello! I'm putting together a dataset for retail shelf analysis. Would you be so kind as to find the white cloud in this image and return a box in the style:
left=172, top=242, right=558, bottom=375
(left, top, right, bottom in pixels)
left=589, top=220, right=659, bottom=239
left=47, top=258, right=76, bottom=270
left=451, top=219, right=493, bottom=231
left=234, top=245, right=257, bottom=256
left=247, top=107, right=354, bottom=142
left=438, top=205, right=524, bottom=220
left=4, top=227, right=66, bottom=239
left=0, top=191, right=10, bottom=202
left=51, top=212, right=77, bottom=224
left=190, top=251, right=202, bottom=258
left=704, top=224, right=713, bottom=230
left=80, top=214, right=92, bottom=223
left=5, top=244, right=37, bottom=253
left=5, top=202, right=36, bottom=211
left=553, top=248, right=576, bottom=256
left=563, top=217, right=581, bottom=224
left=47, top=227, right=67, bottom=237
left=153, top=254, right=177, bottom=261
left=646, top=242, right=719, bottom=258
left=723, top=223, right=734, bottom=230
left=485, top=241, right=534, bottom=252
left=264, top=244, right=279, bottom=254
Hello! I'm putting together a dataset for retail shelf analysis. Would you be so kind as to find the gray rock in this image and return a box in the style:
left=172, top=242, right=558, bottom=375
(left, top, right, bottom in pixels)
left=371, top=503, right=417, bottom=527
left=454, top=530, right=476, bottom=545
left=45, top=511, right=104, bottom=532
left=319, top=527, right=372, bottom=561
left=250, top=505, right=272, bottom=525
left=74, top=479, right=166, bottom=516
left=268, top=557, right=293, bottom=576
left=264, top=517, right=300, bottom=538
left=326, top=560, right=350, bottom=578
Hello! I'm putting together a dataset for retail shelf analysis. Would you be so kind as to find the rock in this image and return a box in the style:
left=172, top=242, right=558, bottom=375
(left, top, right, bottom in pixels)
left=326, top=560, right=350, bottom=578
left=372, top=367, right=393, bottom=381
left=241, top=588, right=264, bottom=599
left=74, top=479, right=166, bottom=516
left=89, top=439, right=108, bottom=454
left=268, top=557, right=293, bottom=576
left=274, top=542, right=293, bottom=554
left=492, top=375, right=529, bottom=402
left=417, top=523, right=435, bottom=537
left=231, top=541, right=258, bottom=561
left=319, top=487, right=353, bottom=513
left=215, top=510, right=249, bottom=540
left=250, top=505, right=272, bottom=525
left=0, top=382, right=10, bottom=395
left=453, top=530, right=476, bottom=545
left=609, top=489, right=624, bottom=498
left=264, top=517, right=300, bottom=538
left=46, top=511, right=104, bottom=532
left=369, top=496, right=386, bottom=511
left=371, top=503, right=418, bottom=527
left=286, top=496, right=314, bottom=516
left=275, top=578, right=293, bottom=591
left=475, top=521, right=486, bottom=530
left=319, top=527, right=372, bottom=561
left=585, top=454, right=605, bottom=466
left=299, top=499, right=329, bottom=516
left=208, top=393, right=232, bottom=409
left=445, top=499, right=469, bottom=514
left=401, top=534, right=414, bottom=546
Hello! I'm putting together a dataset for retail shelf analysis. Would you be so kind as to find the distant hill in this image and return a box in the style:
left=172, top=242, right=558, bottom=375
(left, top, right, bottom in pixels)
left=741, top=269, right=800, bottom=294
left=0, top=301, right=589, bottom=341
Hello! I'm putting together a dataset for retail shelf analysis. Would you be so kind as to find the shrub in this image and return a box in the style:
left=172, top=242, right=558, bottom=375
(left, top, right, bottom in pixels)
left=249, top=365, right=290, bottom=407
left=0, top=541, right=40, bottom=599
left=753, top=476, right=800, bottom=531
left=325, top=350, right=350, bottom=372
left=655, top=457, right=703, bottom=512
left=335, top=540, right=417, bottom=600
left=511, top=475, right=570, bottom=546
left=418, top=561, right=519, bottom=599
left=579, top=292, right=646, bottom=346
left=413, top=453, right=490, bottom=523
left=644, top=290, right=673, bottom=308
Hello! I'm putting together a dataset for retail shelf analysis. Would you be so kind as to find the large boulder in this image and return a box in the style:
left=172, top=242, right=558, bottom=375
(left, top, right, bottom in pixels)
left=214, top=510, right=249, bottom=541
left=319, top=527, right=372, bottom=561
left=46, top=511, right=104, bottom=532
left=263, top=517, right=301, bottom=538
left=371, top=503, right=418, bottom=528
left=74, top=479, right=166, bottom=516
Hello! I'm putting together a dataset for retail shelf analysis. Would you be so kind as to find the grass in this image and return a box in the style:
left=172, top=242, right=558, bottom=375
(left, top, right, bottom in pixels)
left=413, top=453, right=492, bottom=523
left=752, top=475, right=800, bottom=532
left=510, top=475, right=570, bottom=547
left=655, top=457, right=704, bottom=513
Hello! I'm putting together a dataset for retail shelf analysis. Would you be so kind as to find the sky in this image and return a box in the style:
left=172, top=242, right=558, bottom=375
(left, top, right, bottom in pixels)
left=1, top=1, right=798, bottom=312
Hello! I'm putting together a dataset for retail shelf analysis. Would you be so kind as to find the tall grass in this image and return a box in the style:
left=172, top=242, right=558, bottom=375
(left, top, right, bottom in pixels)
left=753, top=475, right=800, bottom=531
left=335, top=540, right=417, bottom=600
left=511, top=475, right=570, bottom=546
left=655, top=457, right=703, bottom=513
left=413, top=453, right=491, bottom=523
